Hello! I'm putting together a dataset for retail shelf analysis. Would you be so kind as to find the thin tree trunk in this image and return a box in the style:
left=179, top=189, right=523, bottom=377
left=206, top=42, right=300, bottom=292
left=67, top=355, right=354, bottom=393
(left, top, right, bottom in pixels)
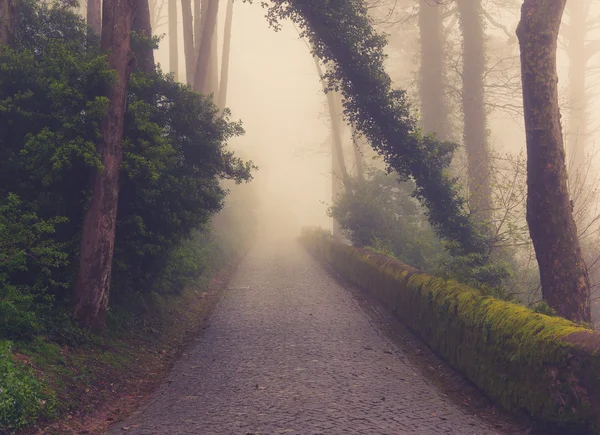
left=208, top=18, right=219, bottom=94
left=217, top=0, right=234, bottom=109
left=74, top=0, right=139, bottom=333
left=566, top=1, right=588, bottom=178
left=193, top=0, right=218, bottom=93
left=181, top=0, right=195, bottom=86
left=457, top=0, right=492, bottom=223
left=418, top=0, right=449, bottom=140
left=196, top=0, right=219, bottom=94
left=195, top=0, right=203, bottom=50
left=132, top=0, right=155, bottom=74
left=330, top=91, right=349, bottom=183
left=168, top=0, right=179, bottom=81
left=352, top=132, right=365, bottom=181
left=310, top=54, right=348, bottom=238
left=516, top=0, right=591, bottom=325
left=87, top=0, right=102, bottom=34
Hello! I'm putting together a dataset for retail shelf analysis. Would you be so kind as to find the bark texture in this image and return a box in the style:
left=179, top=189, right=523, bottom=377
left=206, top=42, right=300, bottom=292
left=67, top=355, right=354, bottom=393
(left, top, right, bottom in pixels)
left=87, top=0, right=102, bottom=34
left=456, top=0, right=492, bottom=223
left=181, top=0, right=195, bottom=85
left=517, top=0, right=591, bottom=325
left=168, top=0, right=179, bottom=81
left=74, top=0, right=139, bottom=333
left=193, top=0, right=218, bottom=93
left=418, top=0, right=448, bottom=140
left=217, top=0, right=234, bottom=109
left=0, top=0, right=13, bottom=47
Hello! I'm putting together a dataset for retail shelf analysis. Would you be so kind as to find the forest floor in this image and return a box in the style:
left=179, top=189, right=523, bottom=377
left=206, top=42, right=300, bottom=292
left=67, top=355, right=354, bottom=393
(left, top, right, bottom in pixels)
left=14, top=258, right=242, bottom=435
left=102, top=238, right=535, bottom=435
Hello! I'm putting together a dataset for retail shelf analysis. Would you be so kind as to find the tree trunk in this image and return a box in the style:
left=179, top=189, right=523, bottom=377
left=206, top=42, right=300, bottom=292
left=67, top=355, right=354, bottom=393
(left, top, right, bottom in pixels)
left=181, top=0, right=195, bottom=86
left=168, top=0, right=179, bottom=81
left=457, top=0, right=492, bottom=223
left=217, top=0, right=234, bottom=109
left=195, top=0, right=203, bottom=50
left=352, top=132, right=365, bottom=181
left=87, top=0, right=102, bottom=34
left=74, top=0, right=139, bottom=333
left=565, top=1, right=588, bottom=178
left=132, top=0, right=155, bottom=74
left=193, top=0, right=218, bottom=93
left=0, top=0, right=14, bottom=47
left=516, top=0, right=591, bottom=325
left=208, top=16, right=219, bottom=94
left=418, top=0, right=449, bottom=140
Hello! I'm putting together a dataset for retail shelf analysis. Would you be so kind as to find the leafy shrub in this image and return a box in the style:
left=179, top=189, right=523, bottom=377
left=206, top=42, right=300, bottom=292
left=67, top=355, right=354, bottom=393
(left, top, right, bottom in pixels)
left=329, top=167, right=448, bottom=272
left=0, top=0, right=255, bottom=341
left=0, top=341, right=55, bottom=432
left=0, top=194, right=68, bottom=340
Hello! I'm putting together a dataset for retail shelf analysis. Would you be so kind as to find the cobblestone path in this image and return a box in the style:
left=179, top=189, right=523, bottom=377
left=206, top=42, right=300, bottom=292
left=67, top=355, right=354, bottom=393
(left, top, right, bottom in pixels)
left=106, top=239, right=510, bottom=435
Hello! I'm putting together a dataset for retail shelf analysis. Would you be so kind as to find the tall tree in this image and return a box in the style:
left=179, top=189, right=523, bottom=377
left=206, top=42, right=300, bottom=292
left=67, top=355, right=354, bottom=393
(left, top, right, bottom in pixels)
left=208, top=12, right=219, bottom=94
left=74, top=0, right=148, bottom=333
left=181, top=0, right=195, bottom=85
left=0, top=0, right=14, bottom=46
left=168, top=0, right=179, bottom=81
left=217, top=0, right=234, bottom=109
left=418, top=0, right=449, bottom=140
left=516, top=0, right=591, bottom=324
left=132, top=0, right=155, bottom=75
left=199, top=0, right=219, bottom=94
left=195, top=0, right=202, bottom=49
left=87, top=0, right=102, bottom=34
left=193, top=0, right=218, bottom=93
left=457, top=0, right=492, bottom=223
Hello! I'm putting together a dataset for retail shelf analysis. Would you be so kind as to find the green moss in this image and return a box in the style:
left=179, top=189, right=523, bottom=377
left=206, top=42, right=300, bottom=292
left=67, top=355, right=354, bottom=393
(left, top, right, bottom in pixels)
left=300, top=227, right=600, bottom=434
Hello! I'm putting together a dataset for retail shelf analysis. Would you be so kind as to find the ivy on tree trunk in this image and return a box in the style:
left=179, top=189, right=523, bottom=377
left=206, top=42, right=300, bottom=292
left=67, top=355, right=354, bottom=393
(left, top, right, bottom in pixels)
left=261, top=0, right=489, bottom=258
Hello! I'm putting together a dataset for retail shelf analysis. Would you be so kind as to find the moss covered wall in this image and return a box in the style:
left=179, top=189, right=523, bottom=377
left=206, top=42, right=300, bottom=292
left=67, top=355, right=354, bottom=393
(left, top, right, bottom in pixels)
left=300, top=227, right=600, bottom=434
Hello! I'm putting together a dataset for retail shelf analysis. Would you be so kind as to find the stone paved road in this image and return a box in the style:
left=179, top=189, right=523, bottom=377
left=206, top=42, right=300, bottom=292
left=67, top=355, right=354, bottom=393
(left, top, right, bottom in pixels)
left=106, top=239, right=509, bottom=435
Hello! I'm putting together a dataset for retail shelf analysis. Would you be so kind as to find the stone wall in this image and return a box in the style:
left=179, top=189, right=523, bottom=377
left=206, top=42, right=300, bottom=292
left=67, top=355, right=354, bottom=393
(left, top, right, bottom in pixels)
left=301, top=227, right=600, bottom=434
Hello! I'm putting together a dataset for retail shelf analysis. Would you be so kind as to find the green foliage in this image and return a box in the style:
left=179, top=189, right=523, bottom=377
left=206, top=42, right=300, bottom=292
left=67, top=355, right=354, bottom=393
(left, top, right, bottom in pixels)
left=0, top=194, right=69, bottom=340
left=259, top=0, right=490, bottom=259
left=0, top=341, right=56, bottom=432
left=533, top=301, right=557, bottom=317
left=438, top=252, right=514, bottom=300
left=111, top=69, right=253, bottom=298
left=0, top=0, right=254, bottom=344
left=364, top=238, right=397, bottom=260
left=329, top=167, right=447, bottom=271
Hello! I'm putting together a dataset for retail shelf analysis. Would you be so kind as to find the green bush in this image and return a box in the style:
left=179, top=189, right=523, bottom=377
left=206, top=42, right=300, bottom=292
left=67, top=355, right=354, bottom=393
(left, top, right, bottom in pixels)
left=0, top=341, right=55, bottom=432
left=0, top=0, right=254, bottom=342
left=329, top=167, right=447, bottom=272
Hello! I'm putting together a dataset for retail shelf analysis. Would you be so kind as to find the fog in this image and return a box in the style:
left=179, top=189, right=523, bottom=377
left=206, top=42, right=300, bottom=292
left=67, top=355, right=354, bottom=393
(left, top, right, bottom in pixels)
left=155, top=1, right=600, bottom=247
left=154, top=2, right=333, bottom=240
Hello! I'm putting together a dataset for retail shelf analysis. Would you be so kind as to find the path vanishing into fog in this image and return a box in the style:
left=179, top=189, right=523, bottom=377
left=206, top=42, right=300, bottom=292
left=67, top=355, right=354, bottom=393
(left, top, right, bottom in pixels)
left=106, top=238, right=518, bottom=435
